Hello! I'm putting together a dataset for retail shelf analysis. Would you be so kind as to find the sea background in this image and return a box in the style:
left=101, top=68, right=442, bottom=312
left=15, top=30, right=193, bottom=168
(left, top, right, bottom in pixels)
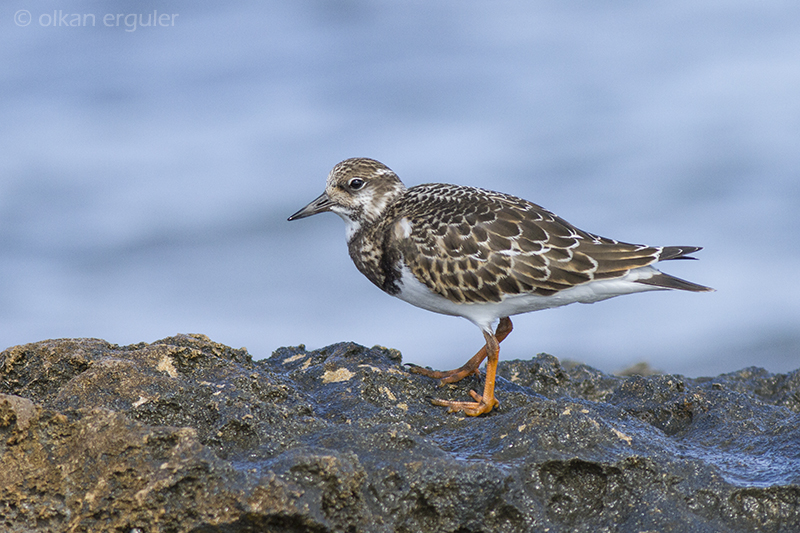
left=2, top=1, right=798, bottom=377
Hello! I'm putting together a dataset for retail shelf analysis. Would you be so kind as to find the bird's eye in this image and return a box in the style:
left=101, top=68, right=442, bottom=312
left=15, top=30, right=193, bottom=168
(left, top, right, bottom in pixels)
left=348, top=178, right=365, bottom=190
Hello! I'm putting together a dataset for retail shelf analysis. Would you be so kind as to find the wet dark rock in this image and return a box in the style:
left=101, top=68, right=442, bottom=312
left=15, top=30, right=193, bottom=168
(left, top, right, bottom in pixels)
left=1, top=334, right=798, bottom=532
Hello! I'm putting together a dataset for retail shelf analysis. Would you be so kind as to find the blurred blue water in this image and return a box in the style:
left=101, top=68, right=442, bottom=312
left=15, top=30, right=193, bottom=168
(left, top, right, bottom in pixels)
left=1, top=0, right=799, bottom=376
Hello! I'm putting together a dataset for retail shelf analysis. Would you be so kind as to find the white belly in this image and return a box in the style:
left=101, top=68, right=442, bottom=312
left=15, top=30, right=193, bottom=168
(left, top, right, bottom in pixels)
left=394, top=264, right=664, bottom=331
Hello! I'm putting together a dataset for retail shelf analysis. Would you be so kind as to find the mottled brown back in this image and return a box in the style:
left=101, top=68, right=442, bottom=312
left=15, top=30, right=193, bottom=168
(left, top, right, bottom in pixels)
left=383, top=184, right=686, bottom=303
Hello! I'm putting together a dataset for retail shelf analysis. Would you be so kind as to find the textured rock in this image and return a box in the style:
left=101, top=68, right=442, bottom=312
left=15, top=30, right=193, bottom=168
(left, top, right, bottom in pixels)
left=0, top=334, right=798, bottom=532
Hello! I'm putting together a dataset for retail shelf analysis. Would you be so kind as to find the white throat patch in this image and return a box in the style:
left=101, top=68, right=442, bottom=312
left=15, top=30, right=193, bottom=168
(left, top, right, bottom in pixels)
left=339, top=213, right=361, bottom=242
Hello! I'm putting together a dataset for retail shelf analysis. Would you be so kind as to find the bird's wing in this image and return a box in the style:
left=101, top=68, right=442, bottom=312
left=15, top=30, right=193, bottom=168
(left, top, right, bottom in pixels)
left=391, top=184, right=666, bottom=303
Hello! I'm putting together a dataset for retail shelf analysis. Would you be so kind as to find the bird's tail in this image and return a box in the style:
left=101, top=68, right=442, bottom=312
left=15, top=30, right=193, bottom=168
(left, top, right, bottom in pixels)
left=636, top=272, right=714, bottom=292
left=658, top=246, right=703, bottom=261
left=636, top=246, right=715, bottom=292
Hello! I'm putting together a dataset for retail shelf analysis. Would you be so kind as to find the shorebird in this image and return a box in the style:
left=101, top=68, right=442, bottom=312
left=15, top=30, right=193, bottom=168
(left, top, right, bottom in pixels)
left=289, top=158, right=713, bottom=416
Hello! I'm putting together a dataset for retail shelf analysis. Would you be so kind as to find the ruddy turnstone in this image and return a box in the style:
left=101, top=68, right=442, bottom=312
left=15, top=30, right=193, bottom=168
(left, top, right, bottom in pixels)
left=289, top=158, right=713, bottom=416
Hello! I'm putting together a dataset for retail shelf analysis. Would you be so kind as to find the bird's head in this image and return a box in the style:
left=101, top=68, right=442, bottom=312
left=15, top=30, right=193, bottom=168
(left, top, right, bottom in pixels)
left=288, top=158, right=407, bottom=239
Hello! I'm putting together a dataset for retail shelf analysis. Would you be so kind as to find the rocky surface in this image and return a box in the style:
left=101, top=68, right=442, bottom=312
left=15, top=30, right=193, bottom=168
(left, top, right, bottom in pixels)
left=1, top=334, right=799, bottom=532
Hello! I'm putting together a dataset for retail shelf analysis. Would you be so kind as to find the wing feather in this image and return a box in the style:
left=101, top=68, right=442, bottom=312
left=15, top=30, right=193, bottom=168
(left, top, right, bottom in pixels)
left=388, top=184, right=704, bottom=302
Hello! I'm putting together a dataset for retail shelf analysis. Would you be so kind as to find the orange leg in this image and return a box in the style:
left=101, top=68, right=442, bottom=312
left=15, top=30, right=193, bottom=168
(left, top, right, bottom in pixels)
left=407, top=317, right=513, bottom=385
left=430, top=327, right=501, bottom=416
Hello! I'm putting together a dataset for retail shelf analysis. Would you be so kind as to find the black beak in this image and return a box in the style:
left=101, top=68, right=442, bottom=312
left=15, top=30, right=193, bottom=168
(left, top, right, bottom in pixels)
left=288, top=192, right=334, bottom=221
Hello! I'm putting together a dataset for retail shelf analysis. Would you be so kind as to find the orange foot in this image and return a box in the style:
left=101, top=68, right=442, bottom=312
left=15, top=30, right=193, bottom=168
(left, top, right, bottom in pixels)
left=431, top=389, right=499, bottom=416
left=424, top=318, right=509, bottom=416
left=407, top=317, right=512, bottom=385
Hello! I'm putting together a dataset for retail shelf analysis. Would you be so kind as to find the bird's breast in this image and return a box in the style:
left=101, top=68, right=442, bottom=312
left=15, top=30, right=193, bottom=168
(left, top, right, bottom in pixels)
left=348, top=227, right=403, bottom=296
